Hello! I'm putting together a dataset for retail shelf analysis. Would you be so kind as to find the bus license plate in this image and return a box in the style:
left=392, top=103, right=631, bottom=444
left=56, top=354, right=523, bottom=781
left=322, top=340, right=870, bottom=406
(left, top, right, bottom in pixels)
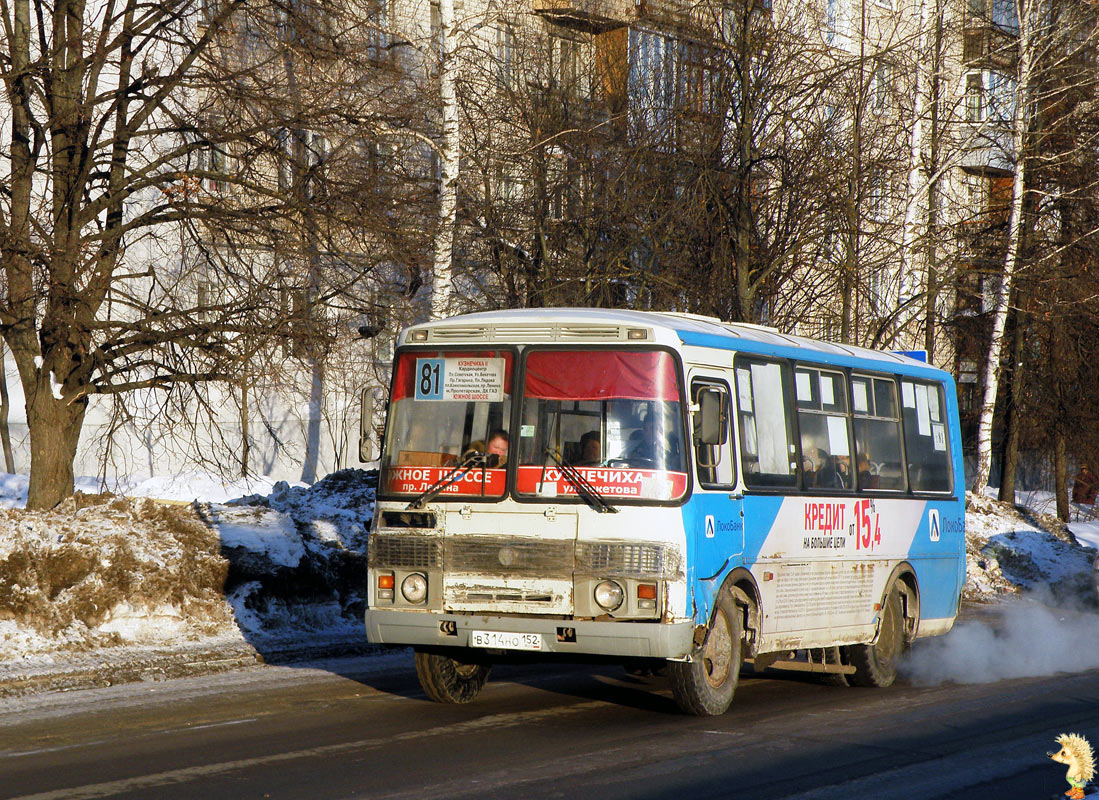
left=470, top=631, right=543, bottom=651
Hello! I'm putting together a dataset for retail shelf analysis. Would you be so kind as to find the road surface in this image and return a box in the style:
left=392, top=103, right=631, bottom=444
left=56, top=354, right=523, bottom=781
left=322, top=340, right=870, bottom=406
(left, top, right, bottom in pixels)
left=2, top=650, right=1098, bottom=799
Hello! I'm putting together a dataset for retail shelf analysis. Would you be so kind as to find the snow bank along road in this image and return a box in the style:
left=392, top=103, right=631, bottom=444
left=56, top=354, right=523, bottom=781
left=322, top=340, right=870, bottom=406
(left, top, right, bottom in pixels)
left=2, top=651, right=1098, bottom=800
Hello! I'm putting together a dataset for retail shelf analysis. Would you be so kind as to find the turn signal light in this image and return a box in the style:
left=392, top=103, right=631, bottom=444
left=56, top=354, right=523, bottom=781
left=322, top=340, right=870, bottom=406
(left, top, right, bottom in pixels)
left=377, top=573, right=395, bottom=601
left=638, top=582, right=657, bottom=610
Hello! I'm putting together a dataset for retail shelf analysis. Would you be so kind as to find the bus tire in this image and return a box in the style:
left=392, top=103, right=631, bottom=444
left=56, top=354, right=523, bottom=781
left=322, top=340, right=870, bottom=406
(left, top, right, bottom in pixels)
left=669, top=591, right=742, bottom=716
left=414, top=648, right=491, bottom=704
left=848, top=584, right=905, bottom=688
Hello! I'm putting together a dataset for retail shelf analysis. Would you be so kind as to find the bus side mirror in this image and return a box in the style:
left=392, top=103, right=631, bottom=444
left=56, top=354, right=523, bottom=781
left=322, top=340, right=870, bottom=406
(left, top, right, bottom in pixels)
left=697, top=389, right=727, bottom=446
left=359, top=386, right=384, bottom=463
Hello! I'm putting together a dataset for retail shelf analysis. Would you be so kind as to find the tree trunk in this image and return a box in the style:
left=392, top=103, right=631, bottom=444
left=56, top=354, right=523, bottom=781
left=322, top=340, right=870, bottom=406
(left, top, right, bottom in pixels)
left=0, top=341, right=15, bottom=474
left=899, top=0, right=929, bottom=304
left=431, top=0, right=460, bottom=320
left=24, top=387, right=86, bottom=509
left=1054, top=432, right=1069, bottom=523
left=240, top=373, right=251, bottom=479
left=997, top=303, right=1025, bottom=503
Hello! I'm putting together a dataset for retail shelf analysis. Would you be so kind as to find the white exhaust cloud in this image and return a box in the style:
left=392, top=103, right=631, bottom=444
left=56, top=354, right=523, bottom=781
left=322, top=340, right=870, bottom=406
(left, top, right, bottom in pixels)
left=902, top=593, right=1099, bottom=685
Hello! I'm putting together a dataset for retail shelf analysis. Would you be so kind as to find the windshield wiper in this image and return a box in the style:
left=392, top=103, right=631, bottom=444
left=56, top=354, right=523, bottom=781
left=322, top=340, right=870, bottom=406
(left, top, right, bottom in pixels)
left=543, top=448, right=618, bottom=514
left=406, top=451, right=498, bottom=510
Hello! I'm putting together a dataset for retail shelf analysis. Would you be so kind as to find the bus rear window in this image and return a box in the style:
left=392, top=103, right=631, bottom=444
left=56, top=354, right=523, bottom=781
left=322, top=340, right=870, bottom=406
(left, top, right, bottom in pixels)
left=516, top=349, right=687, bottom=502
left=900, top=379, right=952, bottom=493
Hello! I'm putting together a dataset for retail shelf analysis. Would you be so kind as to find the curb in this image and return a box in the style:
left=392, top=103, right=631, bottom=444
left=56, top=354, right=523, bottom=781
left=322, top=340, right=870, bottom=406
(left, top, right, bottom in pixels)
left=0, top=638, right=384, bottom=699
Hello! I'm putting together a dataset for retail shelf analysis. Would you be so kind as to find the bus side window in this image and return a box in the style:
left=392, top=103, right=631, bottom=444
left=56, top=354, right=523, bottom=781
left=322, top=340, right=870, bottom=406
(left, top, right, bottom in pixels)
left=736, top=360, right=797, bottom=488
left=852, top=375, right=906, bottom=491
left=795, top=367, right=852, bottom=491
left=692, top=380, right=734, bottom=487
left=900, top=379, right=953, bottom=493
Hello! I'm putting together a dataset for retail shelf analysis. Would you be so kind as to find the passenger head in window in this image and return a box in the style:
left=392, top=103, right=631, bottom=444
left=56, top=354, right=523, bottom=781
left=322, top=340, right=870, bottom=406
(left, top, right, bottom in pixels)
left=578, top=431, right=601, bottom=465
left=626, top=413, right=664, bottom=465
left=857, top=452, right=879, bottom=489
left=815, top=452, right=850, bottom=489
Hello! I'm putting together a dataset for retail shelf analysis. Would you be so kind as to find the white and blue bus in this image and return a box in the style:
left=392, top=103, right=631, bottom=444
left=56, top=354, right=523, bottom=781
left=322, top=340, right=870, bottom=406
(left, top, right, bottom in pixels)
left=363, top=309, right=965, bottom=715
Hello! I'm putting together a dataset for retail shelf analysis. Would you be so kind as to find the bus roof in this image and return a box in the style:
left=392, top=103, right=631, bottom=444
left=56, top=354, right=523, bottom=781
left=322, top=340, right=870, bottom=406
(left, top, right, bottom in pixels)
left=400, top=308, right=952, bottom=383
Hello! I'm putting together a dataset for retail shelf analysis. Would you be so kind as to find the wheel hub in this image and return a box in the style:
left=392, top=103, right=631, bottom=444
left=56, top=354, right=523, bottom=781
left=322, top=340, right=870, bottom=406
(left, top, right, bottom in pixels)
left=702, top=609, right=732, bottom=688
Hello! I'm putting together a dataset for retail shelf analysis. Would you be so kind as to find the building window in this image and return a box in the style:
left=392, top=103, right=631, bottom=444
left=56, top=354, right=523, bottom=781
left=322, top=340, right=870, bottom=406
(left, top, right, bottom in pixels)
left=496, top=24, right=516, bottom=89
left=871, top=63, right=891, bottom=114
left=366, top=0, right=389, bottom=61
left=966, top=72, right=985, bottom=122
left=629, top=28, right=677, bottom=142
left=987, top=69, right=1016, bottom=125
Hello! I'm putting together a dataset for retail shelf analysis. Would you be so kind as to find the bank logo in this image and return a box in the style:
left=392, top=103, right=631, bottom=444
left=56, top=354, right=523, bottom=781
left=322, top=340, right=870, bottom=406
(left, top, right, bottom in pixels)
left=928, top=509, right=940, bottom=542
left=705, top=515, right=715, bottom=539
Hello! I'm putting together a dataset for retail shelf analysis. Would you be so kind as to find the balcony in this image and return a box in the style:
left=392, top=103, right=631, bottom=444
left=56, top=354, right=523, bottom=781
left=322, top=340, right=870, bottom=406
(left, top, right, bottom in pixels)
left=533, top=0, right=631, bottom=32
left=962, top=24, right=1017, bottom=71
left=959, top=124, right=1014, bottom=173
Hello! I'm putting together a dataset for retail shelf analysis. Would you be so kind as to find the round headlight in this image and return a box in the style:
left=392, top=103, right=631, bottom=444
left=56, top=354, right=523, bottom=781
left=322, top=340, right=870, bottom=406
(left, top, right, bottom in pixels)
left=594, top=580, right=624, bottom=612
left=401, top=573, right=428, bottom=604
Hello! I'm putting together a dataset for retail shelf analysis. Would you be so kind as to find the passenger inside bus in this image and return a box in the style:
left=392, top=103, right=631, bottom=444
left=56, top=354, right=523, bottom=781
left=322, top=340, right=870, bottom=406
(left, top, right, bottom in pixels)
left=815, top=451, right=851, bottom=489
left=575, top=431, right=601, bottom=466
left=857, top=452, right=879, bottom=489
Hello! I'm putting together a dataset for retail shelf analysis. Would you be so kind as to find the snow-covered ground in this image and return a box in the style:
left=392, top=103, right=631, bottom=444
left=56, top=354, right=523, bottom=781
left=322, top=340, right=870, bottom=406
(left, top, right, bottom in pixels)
left=0, top=472, right=1097, bottom=695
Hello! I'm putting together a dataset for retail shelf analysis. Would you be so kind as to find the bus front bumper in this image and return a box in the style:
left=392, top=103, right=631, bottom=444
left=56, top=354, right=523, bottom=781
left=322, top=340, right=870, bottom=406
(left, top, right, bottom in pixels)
left=365, top=609, right=695, bottom=659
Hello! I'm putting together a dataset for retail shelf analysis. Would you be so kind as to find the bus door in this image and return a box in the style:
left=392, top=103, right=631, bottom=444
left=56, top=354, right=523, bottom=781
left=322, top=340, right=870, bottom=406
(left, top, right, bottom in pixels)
left=686, top=373, right=743, bottom=620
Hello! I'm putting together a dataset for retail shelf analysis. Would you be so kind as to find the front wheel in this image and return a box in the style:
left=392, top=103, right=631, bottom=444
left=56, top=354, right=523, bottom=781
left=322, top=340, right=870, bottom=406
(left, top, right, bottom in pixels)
left=414, top=648, right=491, bottom=703
left=669, top=591, right=742, bottom=716
left=848, top=584, right=905, bottom=687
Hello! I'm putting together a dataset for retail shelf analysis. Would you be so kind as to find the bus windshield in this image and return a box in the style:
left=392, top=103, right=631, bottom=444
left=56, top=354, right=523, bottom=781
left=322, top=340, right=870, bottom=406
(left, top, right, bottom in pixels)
left=381, top=349, right=513, bottom=498
left=516, top=349, right=688, bottom=502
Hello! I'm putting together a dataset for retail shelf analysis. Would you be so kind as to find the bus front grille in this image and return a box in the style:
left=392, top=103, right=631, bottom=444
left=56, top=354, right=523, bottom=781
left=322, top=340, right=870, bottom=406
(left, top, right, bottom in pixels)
left=577, top=542, right=680, bottom=580
left=371, top=534, right=680, bottom=581
left=370, top=535, right=441, bottom=569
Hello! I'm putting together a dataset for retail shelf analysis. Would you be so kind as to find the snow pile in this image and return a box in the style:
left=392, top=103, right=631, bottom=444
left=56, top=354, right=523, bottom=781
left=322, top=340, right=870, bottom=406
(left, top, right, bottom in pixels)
left=963, top=492, right=1097, bottom=603
left=206, top=470, right=376, bottom=644
left=0, top=495, right=233, bottom=655
left=0, top=470, right=376, bottom=661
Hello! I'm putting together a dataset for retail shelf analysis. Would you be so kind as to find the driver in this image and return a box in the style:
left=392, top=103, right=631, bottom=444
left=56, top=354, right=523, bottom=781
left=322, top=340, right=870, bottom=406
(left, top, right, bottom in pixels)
left=464, top=429, right=509, bottom=467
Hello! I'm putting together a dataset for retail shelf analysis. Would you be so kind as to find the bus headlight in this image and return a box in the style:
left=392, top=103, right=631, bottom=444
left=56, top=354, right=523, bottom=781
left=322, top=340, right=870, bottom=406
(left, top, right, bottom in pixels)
left=401, top=573, right=428, bottom=604
left=594, top=580, right=624, bottom=612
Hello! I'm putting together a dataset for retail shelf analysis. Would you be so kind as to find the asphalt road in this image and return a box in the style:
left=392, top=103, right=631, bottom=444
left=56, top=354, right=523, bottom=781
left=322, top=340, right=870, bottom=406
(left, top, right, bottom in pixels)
left=2, top=650, right=1098, bottom=800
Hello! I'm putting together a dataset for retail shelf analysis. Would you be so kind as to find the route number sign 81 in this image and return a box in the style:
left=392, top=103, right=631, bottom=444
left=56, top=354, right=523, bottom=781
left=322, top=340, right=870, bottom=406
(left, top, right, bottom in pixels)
left=415, top=358, right=444, bottom=400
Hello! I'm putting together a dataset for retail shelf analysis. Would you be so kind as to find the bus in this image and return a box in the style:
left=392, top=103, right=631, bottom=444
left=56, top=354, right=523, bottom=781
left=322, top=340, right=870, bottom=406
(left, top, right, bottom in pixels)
left=362, top=308, right=965, bottom=715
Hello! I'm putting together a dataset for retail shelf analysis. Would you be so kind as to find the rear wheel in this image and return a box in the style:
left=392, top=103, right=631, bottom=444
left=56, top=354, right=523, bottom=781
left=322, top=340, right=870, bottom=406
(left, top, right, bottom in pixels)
left=414, top=648, right=491, bottom=703
left=669, top=591, right=742, bottom=716
left=848, top=584, right=905, bottom=687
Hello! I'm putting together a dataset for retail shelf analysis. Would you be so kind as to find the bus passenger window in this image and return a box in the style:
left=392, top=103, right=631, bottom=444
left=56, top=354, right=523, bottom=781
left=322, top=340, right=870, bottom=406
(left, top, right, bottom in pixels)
left=796, top=367, right=852, bottom=491
left=736, top=360, right=796, bottom=488
left=691, top=380, right=734, bottom=487
left=852, top=375, right=905, bottom=491
left=900, top=380, right=952, bottom=493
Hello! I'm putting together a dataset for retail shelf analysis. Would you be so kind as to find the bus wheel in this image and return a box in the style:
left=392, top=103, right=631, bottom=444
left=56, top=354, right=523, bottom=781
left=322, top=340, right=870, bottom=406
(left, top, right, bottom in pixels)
left=669, top=592, right=742, bottom=716
left=414, top=648, right=491, bottom=704
left=848, top=584, right=905, bottom=688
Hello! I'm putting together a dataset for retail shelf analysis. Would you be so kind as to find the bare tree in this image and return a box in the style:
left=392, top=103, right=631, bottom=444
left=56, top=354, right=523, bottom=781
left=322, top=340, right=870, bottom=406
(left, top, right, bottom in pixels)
left=0, top=0, right=425, bottom=506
